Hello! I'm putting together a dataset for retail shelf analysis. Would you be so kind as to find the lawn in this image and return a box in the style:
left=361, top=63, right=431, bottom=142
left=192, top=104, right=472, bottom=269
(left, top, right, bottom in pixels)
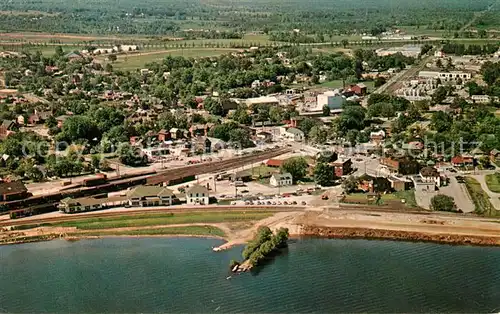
left=343, top=190, right=418, bottom=208
left=71, top=225, right=226, bottom=237
left=485, top=173, right=500, bottom=193
left=464, top=177, right=499, bottom=216
left=108, top=48, right=239, bottom=70
left=53, top=211, right=273, bottom=230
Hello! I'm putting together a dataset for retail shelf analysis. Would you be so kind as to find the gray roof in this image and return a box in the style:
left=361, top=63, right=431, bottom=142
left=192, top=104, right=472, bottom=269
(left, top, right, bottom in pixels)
left=186, top=184, right=209, bottom=195
left=287, top=128, right=304, bottom=135
left=127, top=185, right=174, bottom=198
left=272, top=172, right=293, bottom=180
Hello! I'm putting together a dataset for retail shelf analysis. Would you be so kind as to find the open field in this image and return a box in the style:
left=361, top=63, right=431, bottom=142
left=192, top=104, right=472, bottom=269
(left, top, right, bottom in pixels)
left=342, top=191, right=418, bottom=208
left=51, top=211, right=274, bottom=230
left=106, top=48, right=240, bottom=70
left=70, top=225, right=226, bottom=237
left=485, top=173, right=500, bottom=193
left=0, top=10, right=59, bottom=17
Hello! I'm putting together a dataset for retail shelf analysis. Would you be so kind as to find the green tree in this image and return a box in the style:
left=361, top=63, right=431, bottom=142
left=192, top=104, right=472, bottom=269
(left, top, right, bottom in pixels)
left=281, top=157, right=308, bottom=183
left=308, top=126, right=328, bottom=144
left=430, top=195, right=456, bottom=212
left=322, top=105, right=331, bottom=116
left=117, top=143, right=148, bottom=167
left=342, top=175, right=359, bottom=194
left=108, top=54, right=117, bottom=62
left=314, top=162, right=336, bottom=186
left=91, top=154, right=101, bottom=170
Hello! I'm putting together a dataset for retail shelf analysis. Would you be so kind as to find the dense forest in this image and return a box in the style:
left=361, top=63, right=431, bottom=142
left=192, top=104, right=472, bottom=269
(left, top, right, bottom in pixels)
left=0, top=0, right=495, bottom=36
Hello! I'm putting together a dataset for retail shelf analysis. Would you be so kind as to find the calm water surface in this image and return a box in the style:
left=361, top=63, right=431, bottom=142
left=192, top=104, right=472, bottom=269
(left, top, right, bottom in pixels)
left=0, top=237, right=499, bottom=313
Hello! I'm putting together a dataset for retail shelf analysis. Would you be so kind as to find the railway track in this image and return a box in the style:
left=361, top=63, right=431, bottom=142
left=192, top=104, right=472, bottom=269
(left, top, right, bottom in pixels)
left=0, top=205, right=304, bottom=227
left=3, top=202, right=497, bottom=228
left=2, top=148, right=291, bottom=211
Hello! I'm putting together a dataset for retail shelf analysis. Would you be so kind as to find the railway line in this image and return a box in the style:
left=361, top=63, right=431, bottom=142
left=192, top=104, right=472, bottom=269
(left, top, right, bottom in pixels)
left=2, top=147, right=291, bottom=211
left=0, top=205, right=305, bottom=228
left=3, top=202, right=498, bottom=228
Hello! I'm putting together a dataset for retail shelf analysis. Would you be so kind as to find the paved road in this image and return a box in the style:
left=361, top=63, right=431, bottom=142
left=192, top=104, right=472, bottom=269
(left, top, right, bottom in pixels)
left=470, top=174, right=500, bottom=210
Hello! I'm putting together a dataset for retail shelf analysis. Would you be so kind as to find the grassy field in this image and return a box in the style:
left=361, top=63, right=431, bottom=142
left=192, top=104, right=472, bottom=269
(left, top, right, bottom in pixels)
left=343, top=190, right=418, bottom=208
left=106, top=48, right=239, bottom=70
left=53, top=211, right=274, bottom=230
left=71, top=225, right=226, bottom=237
left=464, top=177, right=499, bottom=217
left=485, top=173, right=500, bottom=193
left=0, top=44, right=82, bottom=56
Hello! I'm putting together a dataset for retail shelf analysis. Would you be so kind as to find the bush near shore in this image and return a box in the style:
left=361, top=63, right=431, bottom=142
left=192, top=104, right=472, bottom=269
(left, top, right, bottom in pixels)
left=237, top=226, right=289, bottom=267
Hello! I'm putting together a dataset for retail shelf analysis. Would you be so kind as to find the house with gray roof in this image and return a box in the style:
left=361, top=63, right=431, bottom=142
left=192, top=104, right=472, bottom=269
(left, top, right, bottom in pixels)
left=127, top=185, right=175, bottom=207
left=270, top=172, right=293, bottom=187
left=186, top=184, right=209, bottom=205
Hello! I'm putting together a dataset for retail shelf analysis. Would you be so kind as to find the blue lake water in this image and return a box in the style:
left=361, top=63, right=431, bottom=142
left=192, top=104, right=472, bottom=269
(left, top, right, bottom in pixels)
left=0, top=237, right=499, bottom=313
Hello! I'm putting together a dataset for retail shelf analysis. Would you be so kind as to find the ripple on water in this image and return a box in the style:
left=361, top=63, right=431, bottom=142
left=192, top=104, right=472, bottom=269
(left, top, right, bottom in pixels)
left=0, top=237, right=499, bottom=313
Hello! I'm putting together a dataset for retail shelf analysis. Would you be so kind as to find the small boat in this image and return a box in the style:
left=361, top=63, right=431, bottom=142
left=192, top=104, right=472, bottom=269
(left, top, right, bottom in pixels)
left=226, top=276, right=232, bottom=280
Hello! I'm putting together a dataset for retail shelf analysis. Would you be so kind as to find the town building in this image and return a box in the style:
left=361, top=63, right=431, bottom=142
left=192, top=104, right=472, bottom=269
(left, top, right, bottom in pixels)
left=346, top=83, right=367, bottom=96
left=59, top=196, right=126, bottom=213
left=0, top=120, right=16, bottom=139
left=317, top=90, right=346, bottom=110
left=158, top=129, right=171, bottom=142
left=0, top=180, right=28, bottom=201
left=380, top=157, right=420, bottom=175
left=266, top=159, right=283, bottom=168
left=375, top=45, right=421, bottom=58
left=451, top=155, right=474, bottom=166
left=283, top=128, right=304, bottom=142
left=419, top=166, right=442, bottom=187
left=270, top=173, right=293, bottom=187
left=490, top=149, right=500, bottom=162
left=370, top=130, right=385, bottom=145
left=127, top=186, right=175, bottom=207
left=358, top=174, right=392, bottom=193
left=388, top=176, right=413, bottom=191
left=186, top=184, right=209, bottom=205
left=418, top=70, right=472, bottom=82
left=331, top=158, right=353, bottom=177
left=471, top=95, right=491, bottom=104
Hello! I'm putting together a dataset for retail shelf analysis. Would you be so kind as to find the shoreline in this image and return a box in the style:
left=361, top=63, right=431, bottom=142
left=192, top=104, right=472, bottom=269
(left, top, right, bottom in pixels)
left=2, top=209, right=500, bottom=248
left=299, top=226, right=500, bottom=247
left=2, top=227, right=500, bottom=247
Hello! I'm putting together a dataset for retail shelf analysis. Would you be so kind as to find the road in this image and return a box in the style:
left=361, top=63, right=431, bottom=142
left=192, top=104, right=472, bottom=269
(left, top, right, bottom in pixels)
left=470, top=173, right=500, bottom=210
left=459, top=0, right=498, bottom=33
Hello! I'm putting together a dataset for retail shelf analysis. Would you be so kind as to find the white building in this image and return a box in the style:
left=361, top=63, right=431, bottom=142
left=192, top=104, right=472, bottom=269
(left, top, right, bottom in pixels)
left=244, top=96, right=280, bottom=107
left=282, top=127, right=304, bottom=142
left=186, top=184, right=209, bottom=205
left=113, top=45, right=139, bottom=52
left=418, top=70, right=472, bottom=82
left=270, top=173, right=293, bottom=187
left=471, top=95, right=491, bottom=104
left=375, top=45, right=421, bottom=58
left=317, top=90, right=345, bottom=110
left=127, top=186, right=174, bottom=207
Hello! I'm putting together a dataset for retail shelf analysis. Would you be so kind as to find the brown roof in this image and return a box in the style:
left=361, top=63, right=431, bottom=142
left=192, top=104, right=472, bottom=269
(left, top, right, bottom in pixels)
left=420, top=166, right=439, bottom=177
left=266, top=159, right=283, bottom=167
left=0, top=180, right=27, bottom=195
